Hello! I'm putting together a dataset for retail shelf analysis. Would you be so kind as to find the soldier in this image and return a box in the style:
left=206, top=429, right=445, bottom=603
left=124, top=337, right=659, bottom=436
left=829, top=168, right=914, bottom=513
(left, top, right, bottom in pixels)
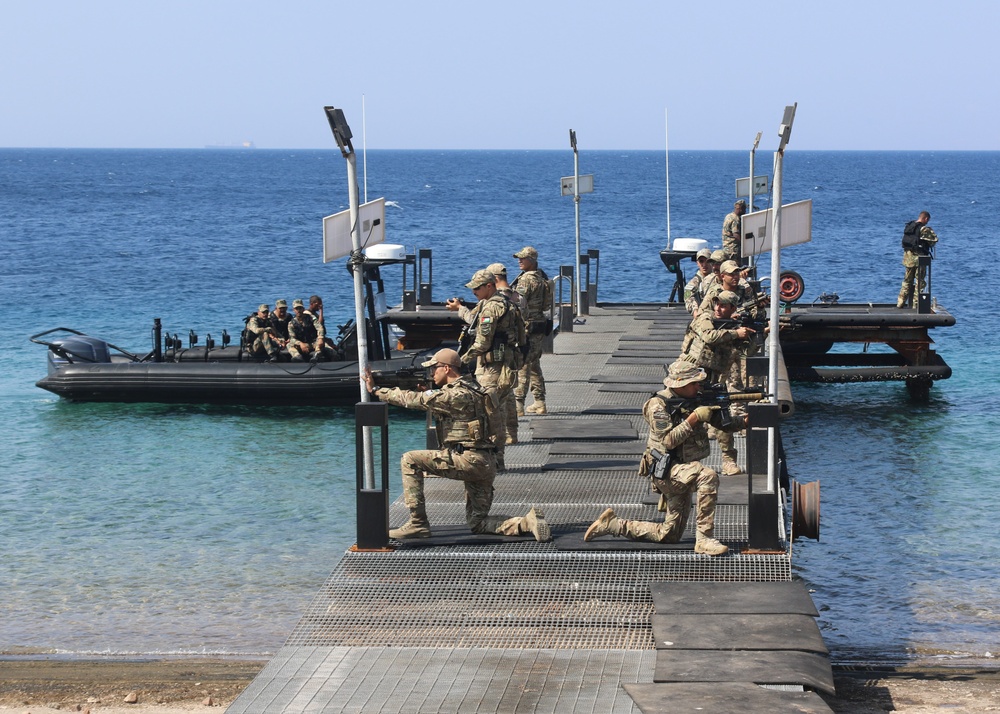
left=245, top=304, right=280, bottom=362
left=511, top=246, right=551, bottom=416
left=722, top=199, right=747, bottom=262
left=269, top=299, right=291, bottom=346
left=683, top=248, right=715, bottom=315
left=698, top=248, right=728, bottom=299
left=447, top=269, right=525, bottom=470
left=288, top=299, right=324, bottom=362
left=363, top=348, right=550, bottom=542
left=679, top=290, right=755, bottom=476
left=584, top=361, right=746, bottom=556
left=487, top=262, right=525, bottom=445
left=897, top=211, right=938, bottom=309
left=700, top=260, right=757, bottom=314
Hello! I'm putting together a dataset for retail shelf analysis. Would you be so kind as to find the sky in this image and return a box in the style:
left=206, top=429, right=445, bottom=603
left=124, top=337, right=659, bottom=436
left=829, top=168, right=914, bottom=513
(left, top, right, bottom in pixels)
left=2, top=0, right=997, bottom=151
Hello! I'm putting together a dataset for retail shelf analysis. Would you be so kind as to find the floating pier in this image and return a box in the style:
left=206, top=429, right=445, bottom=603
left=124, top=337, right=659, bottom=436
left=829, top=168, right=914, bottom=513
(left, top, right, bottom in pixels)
left=228, top=305, right=835, bottom=713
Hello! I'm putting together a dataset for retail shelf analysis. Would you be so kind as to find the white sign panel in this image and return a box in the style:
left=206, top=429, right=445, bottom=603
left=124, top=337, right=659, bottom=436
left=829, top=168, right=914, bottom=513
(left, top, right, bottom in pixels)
left=735, top=175, right=769, bottom=197
left=740, top=199, right=812, bottom=257
left=560, top=174, right=594, bottom=196
left=322, top=197, right=386, bottom=263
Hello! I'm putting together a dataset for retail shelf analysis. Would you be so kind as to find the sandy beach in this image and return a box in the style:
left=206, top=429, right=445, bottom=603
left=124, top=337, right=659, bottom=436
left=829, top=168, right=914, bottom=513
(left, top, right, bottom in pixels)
left=2, top=659, right=1000, bottom=713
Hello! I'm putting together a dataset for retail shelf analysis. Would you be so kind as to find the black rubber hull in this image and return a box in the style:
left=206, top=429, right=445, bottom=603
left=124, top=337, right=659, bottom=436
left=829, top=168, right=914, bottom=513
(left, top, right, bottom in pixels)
left=38, top=357, right=424, bottom=406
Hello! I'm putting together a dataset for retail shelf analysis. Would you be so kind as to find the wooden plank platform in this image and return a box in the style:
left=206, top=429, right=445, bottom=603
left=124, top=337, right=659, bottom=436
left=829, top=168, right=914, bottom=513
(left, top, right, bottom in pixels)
left=227, top=305, right=830, bottom=714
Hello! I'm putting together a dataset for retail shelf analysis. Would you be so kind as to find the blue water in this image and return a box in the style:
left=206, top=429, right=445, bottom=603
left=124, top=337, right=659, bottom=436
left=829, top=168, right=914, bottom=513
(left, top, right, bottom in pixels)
left=1, top=148, right=996, bottom=664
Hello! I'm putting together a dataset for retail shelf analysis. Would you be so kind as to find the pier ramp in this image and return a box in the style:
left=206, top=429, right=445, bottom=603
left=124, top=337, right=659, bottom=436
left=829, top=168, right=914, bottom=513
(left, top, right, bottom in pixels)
left=228, top=305, right=832, bottom=713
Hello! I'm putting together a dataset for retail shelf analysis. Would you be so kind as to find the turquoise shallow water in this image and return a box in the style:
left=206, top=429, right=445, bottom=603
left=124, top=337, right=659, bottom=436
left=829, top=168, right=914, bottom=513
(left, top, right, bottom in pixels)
left=0, top=148, right=996, bottom=663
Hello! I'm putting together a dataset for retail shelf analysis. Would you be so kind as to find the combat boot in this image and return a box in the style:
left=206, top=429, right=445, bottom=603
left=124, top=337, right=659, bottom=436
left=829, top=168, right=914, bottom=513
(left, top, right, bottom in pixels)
left=584, top=508, right=622, bottom=541
left=525, top=399, right=547, bottom=415
left=505, top=433, right=518, bottom=445
left=515, top=399, right=525, bottom=417
left=389, top=511, right=431, bottom=540
left=520, top=507, right=551, bottom=542
left=721, top=457, right=742, bottom=476
left=694, top=536, right=729, bottom=556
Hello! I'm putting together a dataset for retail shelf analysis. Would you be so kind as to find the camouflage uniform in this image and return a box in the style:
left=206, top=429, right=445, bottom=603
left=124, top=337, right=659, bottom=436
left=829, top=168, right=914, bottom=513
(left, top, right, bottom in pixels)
left=246, top=306, right=279, bottom=360
left=512, top=261, right=550, bottom=412
left=497, top=286, right=525, bottom=442
left=721, top=200, right=746, bottom=261
left=287, top=310, right=323, bottom=361
left=460, top=290, right=523, bottom=466
left=679, top=310, right=743, bottom=383
left=680, top=294, right=751, bottom=472
left=684, top=272, right=710, bottom=314
left=269, top=300, right=291, bottom=341
left=374, top=376, right=539, bottom=537
left=897, top=224, right=938, bottom=308
left=584, top=362, right=742, bottom=555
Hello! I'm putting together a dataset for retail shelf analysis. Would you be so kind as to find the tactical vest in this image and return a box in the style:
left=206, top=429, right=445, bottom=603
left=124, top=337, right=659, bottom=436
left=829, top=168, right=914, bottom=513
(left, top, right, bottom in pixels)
left=289, top=315, right=318, bottom=343
left=436, top=377, right=495, bottom=449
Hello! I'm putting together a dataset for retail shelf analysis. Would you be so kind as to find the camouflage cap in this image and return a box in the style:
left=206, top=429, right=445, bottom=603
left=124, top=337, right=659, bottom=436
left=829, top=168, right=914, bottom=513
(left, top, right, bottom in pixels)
left=258, top=303, right=269, bottom=312
left=486, top=262, right=507, bottom=276
left=292, top=298, right=305, bottom=309
left=709, top=249, right=727, bottom=263
left=663, top=360, right=707, bottom=389
left=513, top=246, right=538, bottom=260
left=275, top=299, right=288, bottom=308
left=735, top=199, right=747, bottom=209
left=421, top=348, right=463, bottom=369
left=695, top=248, right=712, bottom=260
left=719, top=260, right=742, bottom=275
left=714, top=290, right=739, bottom=306
left=465, top=269, right=496, bottom=289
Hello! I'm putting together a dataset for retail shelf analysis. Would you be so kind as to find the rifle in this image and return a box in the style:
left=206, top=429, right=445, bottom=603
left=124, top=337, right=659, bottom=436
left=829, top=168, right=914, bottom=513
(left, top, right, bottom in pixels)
left=370, top=364, right=429, bottom=391
left=659, top=384, right=768, bottom=429
left=714, top=310, right=768, bottom=353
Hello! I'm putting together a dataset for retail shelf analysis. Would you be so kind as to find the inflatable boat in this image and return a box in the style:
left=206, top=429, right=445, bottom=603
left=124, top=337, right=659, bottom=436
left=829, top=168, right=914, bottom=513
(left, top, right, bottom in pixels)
left=31, top=320, right=432, bottom=407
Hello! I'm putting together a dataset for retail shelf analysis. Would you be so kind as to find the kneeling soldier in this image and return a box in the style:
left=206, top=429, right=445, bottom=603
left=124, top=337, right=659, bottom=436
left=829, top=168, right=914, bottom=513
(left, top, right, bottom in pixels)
left=584, top=360, right=748, bottom=556
left=363, top=348, right=550, bottom=542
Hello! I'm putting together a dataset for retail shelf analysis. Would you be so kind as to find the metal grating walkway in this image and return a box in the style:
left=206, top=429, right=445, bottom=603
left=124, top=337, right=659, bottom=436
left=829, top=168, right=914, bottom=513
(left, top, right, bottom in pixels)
left=228, top=306, right=801, bottom=714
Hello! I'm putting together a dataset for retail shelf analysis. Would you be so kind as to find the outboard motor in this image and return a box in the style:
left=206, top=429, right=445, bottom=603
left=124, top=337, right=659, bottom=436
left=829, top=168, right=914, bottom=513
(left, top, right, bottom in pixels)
left=48, top=335, right=112, bottom=364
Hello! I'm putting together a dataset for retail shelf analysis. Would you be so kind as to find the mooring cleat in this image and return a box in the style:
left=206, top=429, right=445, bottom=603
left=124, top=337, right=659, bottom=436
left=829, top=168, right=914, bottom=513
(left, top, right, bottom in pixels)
left=522, top=507, right=551, bottom=542
left=389, top=520, right=431, bottom=540
left=694, top=536, right=729, bottom=556
left=584, top=508, right=618, bottom=541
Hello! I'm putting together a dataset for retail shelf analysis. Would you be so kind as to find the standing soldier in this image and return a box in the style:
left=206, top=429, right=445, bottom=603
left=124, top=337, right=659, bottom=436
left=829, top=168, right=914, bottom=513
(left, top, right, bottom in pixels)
left=722, top=199, right=747, bottom=263
left=511, top=246, right=551, bottom=416
left=447, top=269, right=525, bottom=470
left=487, top=262, right=525, bottom=445
left=897, top=211, right=938, bottom=309
left=684, top=248, right=715, bottom=315
left=363, top=349, right=549, bottom=542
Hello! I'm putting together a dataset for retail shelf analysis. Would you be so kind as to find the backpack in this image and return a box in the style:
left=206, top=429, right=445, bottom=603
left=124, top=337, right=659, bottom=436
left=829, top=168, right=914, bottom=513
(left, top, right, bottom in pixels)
left=901, top=220, right=922, bottom=250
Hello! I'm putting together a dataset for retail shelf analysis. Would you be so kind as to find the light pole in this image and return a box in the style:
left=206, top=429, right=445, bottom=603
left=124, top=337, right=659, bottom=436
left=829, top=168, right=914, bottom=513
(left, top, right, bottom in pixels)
left=324, top=106, right=375, bottom=489
left=767, top=103, right=796, bottom=492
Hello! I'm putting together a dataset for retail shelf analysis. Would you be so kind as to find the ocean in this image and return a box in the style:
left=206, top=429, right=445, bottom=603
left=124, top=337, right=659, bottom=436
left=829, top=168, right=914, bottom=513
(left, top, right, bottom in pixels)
left=1, top=147, right=996, bottom=665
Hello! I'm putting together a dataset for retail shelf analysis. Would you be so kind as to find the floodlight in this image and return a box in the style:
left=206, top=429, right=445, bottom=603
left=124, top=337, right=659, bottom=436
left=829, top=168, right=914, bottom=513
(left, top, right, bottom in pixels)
left=324, top=106, right=354, bottom=157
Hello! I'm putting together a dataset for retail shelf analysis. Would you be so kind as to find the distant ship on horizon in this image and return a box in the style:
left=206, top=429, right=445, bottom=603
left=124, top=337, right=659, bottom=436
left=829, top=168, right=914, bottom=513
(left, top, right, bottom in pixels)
left=204, top=140, right=256, bottom=149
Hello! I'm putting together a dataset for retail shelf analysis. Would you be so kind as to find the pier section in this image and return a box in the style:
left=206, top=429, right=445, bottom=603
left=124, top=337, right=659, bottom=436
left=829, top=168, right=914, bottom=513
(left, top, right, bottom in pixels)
left=228, top=305, right=833, bottom=713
